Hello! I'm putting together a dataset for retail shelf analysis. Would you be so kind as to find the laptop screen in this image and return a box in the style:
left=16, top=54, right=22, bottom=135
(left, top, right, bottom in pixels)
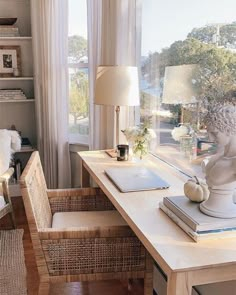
left=105, top=167, right=170, bottom=192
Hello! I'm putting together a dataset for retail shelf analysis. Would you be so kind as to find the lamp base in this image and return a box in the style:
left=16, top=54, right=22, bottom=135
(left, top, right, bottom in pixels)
left=105, top=149, right=117, bottom=158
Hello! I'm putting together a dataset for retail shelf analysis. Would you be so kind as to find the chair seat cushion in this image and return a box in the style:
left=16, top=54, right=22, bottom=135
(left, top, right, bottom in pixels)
left=0, top=195, right=6, bottom=209
left=52, top=210, right=127, bottom=228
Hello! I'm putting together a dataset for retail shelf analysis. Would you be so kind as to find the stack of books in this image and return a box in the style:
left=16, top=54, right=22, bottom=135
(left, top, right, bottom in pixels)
left=160, top=195, right=236, bottom=242
left=0, top=25, right=19, bottom=36
left=0, top=89, right=27, bottom=100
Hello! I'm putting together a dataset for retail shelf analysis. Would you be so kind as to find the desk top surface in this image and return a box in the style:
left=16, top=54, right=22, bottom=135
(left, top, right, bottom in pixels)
left=79, top=150, right=236, bottom=275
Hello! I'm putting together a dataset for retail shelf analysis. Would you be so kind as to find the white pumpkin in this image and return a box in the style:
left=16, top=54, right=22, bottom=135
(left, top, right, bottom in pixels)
left=184, top=176, right=209, bottom=203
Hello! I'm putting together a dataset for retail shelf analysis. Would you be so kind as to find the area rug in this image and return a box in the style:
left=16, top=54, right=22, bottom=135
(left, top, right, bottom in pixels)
left=0, top=229, right=27, bottom=295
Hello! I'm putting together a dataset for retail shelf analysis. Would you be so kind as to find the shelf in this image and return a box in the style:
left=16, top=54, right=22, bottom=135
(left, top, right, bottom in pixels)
left=0, top=36, right=32, bottom=40
left=0, top=99, right=34, bottom=103
left=17, top=147, right=35, bottom=153
left=0, top=77, right=34, bottom=81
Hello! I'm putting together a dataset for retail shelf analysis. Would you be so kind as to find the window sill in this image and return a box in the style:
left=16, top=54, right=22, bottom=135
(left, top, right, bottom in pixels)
left=152, top=145, right=212, bottom=179
left=69, top=142, right=89, bottom=153
left=69, top=133, right=89, bottom=146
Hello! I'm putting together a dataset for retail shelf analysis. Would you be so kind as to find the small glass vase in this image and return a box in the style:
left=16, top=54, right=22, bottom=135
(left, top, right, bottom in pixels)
left=129, top=142, right=149, bottom=161
left=179, top=134, right=197, bottom=161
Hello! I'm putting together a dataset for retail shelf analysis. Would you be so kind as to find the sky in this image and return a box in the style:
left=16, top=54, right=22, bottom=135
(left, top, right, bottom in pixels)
left=69, top=0, right=236, bottom=56
left=69, top=0, right=87, bottom=39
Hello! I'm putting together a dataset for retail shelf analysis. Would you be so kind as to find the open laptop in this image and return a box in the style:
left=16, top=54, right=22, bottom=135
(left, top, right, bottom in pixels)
left=105, top=166, right=170, bottom=192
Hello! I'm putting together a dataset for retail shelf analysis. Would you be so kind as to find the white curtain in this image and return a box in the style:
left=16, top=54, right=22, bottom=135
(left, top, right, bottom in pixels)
left=31, top=0, right=71, bottom=189
left=87, top=0, right=142, bottom=150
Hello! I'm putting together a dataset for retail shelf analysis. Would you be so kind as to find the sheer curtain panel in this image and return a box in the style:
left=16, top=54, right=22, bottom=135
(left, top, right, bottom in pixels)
left=31, top=0, right=71, bottom=188
left=87, top=0, right=142, bottom=150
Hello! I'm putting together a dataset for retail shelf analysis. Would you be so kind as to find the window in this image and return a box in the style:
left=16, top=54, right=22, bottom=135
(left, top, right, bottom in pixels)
left=68, top=0, right=89, bottom=144
left=141, top=0, right=236, bottom=176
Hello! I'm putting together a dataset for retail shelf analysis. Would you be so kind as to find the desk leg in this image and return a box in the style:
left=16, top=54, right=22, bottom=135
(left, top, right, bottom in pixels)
left=80, top=160, right=90, bottom=187
left=144, top=253, right=153, bottom=295
left=167, top=272, right=192, bottom=295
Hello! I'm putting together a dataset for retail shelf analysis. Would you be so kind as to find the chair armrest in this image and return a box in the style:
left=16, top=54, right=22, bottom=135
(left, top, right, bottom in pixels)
left=47, top=187, right=115, bottom=213
left=0, top=167, right=14, bottom=202
left=39, top=225, right=135, bottom=239
left=47, top=187, right=101, bottom=197
left=0, top=167, right=14, bottom=182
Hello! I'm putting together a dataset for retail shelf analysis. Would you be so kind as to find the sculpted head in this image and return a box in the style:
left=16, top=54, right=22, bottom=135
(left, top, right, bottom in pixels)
left=204, top=91, right=236, bottom=144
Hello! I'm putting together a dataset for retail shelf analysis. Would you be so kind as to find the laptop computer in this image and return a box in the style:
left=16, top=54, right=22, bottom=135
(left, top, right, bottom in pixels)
left=105, top=166, right=170, bottom=192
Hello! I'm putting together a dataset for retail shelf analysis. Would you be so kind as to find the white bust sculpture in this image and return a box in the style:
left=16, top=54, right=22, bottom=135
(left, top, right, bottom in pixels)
left=200, top=97, right=236, bottom=218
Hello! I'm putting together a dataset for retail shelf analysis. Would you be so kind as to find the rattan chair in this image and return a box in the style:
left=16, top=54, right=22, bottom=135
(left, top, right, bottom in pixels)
left=0, top=167, right=16, bottom=228
left=20, top=151, right=153, bottom=294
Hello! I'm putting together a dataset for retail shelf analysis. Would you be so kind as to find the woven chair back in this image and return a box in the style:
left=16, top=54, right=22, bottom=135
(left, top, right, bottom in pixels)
left=20, top=151, right=52, bottom=229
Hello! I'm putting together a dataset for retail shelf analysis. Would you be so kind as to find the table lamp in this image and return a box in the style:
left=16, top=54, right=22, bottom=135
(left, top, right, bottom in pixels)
left=95, top=66, right=140, bottom=157
left=162, top=64, right=199, bottom=124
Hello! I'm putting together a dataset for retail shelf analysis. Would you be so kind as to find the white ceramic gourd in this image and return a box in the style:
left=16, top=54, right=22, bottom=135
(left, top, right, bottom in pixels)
left=184, top=176, right=209, bottom=203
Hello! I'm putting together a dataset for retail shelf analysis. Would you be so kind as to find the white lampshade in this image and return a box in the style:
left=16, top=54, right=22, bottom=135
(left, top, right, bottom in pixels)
left=162, top=64, right=199, bottom=104
left=94, top=66, right=140, bottom=106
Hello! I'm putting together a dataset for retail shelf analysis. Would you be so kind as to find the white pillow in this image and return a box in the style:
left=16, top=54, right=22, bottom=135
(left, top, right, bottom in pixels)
left=0, top=195, right=6, bottom=208
left=9, top=130, right=21, bottom=153
left=0, top=129, right=21, bottom=175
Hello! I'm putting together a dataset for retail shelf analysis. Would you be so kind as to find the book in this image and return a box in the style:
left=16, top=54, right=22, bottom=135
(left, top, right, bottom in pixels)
left=0, top=89, right=27, bottom=100
left=159, top=202, right=236, bottom=242
left=0, top=26, right=19, bottom=36
left=20, top=145, right=33, bottom=150
left=163, top=196, right=236, bottom=232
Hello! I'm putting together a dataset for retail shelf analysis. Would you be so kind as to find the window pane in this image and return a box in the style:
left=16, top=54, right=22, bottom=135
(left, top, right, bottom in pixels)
left=141, top=0, right=236, bottom=176
left=68, top=0, right=89, bottom=144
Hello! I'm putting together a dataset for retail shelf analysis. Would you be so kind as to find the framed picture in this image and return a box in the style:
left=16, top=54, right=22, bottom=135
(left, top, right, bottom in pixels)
left=0, top=46, right=21, bottom=77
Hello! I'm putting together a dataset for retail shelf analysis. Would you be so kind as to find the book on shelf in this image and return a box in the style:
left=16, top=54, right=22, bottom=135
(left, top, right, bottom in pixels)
left=163, top=195, right=236, bottom=232
left=159, top=202, right=236, bottom=242
left=20, top=145, right=33, bottom=150
left=0, top=25, right=19, bottom=29
left=0, top=89, right=24, bottom=92
left=0, top=33, right=20, bottom=37
left=0, top=89, right=27, bottom=100
left=0, top=26, right=19, bottom=35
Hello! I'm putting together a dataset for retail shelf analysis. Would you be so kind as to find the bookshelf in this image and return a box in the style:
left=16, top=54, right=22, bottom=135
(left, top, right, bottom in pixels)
left=0, top=0, right=36, bottom=196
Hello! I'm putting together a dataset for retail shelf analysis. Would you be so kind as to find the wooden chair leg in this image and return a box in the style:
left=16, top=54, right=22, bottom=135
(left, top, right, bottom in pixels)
left=9, top=211, right=16, bottom=228
left=38, top=281, right=50, bottom=295
left=128, top=279, right=133, bottom=292
left=144, top=253, right=154, bottom=295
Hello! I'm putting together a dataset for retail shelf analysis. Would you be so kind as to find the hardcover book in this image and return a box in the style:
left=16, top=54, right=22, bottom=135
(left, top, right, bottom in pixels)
left=163, top=195, right=236, bottom=232
left=159, top=202, right=236, bottom=242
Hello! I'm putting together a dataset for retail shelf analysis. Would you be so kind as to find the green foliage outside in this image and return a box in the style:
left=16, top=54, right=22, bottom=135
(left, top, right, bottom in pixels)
left=68, top=35, right=87, bottom=63
left=68, top=34, right=89, bottom=134
left=142, top=22, right=236, bottom=126
left=143, top=38, right=236, bottom=101
left=187, top=23, right=236, bottom=48
left=69, top=71, right=88, bottom=125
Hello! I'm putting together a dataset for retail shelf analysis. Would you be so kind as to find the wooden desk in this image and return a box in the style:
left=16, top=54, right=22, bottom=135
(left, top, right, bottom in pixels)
left=78, top=150, right=236, bottom=295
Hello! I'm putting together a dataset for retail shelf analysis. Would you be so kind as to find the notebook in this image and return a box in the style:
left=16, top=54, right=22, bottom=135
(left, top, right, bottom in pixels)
left=105, top=167, right=170, bottom=192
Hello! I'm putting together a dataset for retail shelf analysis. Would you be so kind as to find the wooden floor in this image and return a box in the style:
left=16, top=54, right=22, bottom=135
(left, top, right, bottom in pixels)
left=0, top=197, right=145, bottom=295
